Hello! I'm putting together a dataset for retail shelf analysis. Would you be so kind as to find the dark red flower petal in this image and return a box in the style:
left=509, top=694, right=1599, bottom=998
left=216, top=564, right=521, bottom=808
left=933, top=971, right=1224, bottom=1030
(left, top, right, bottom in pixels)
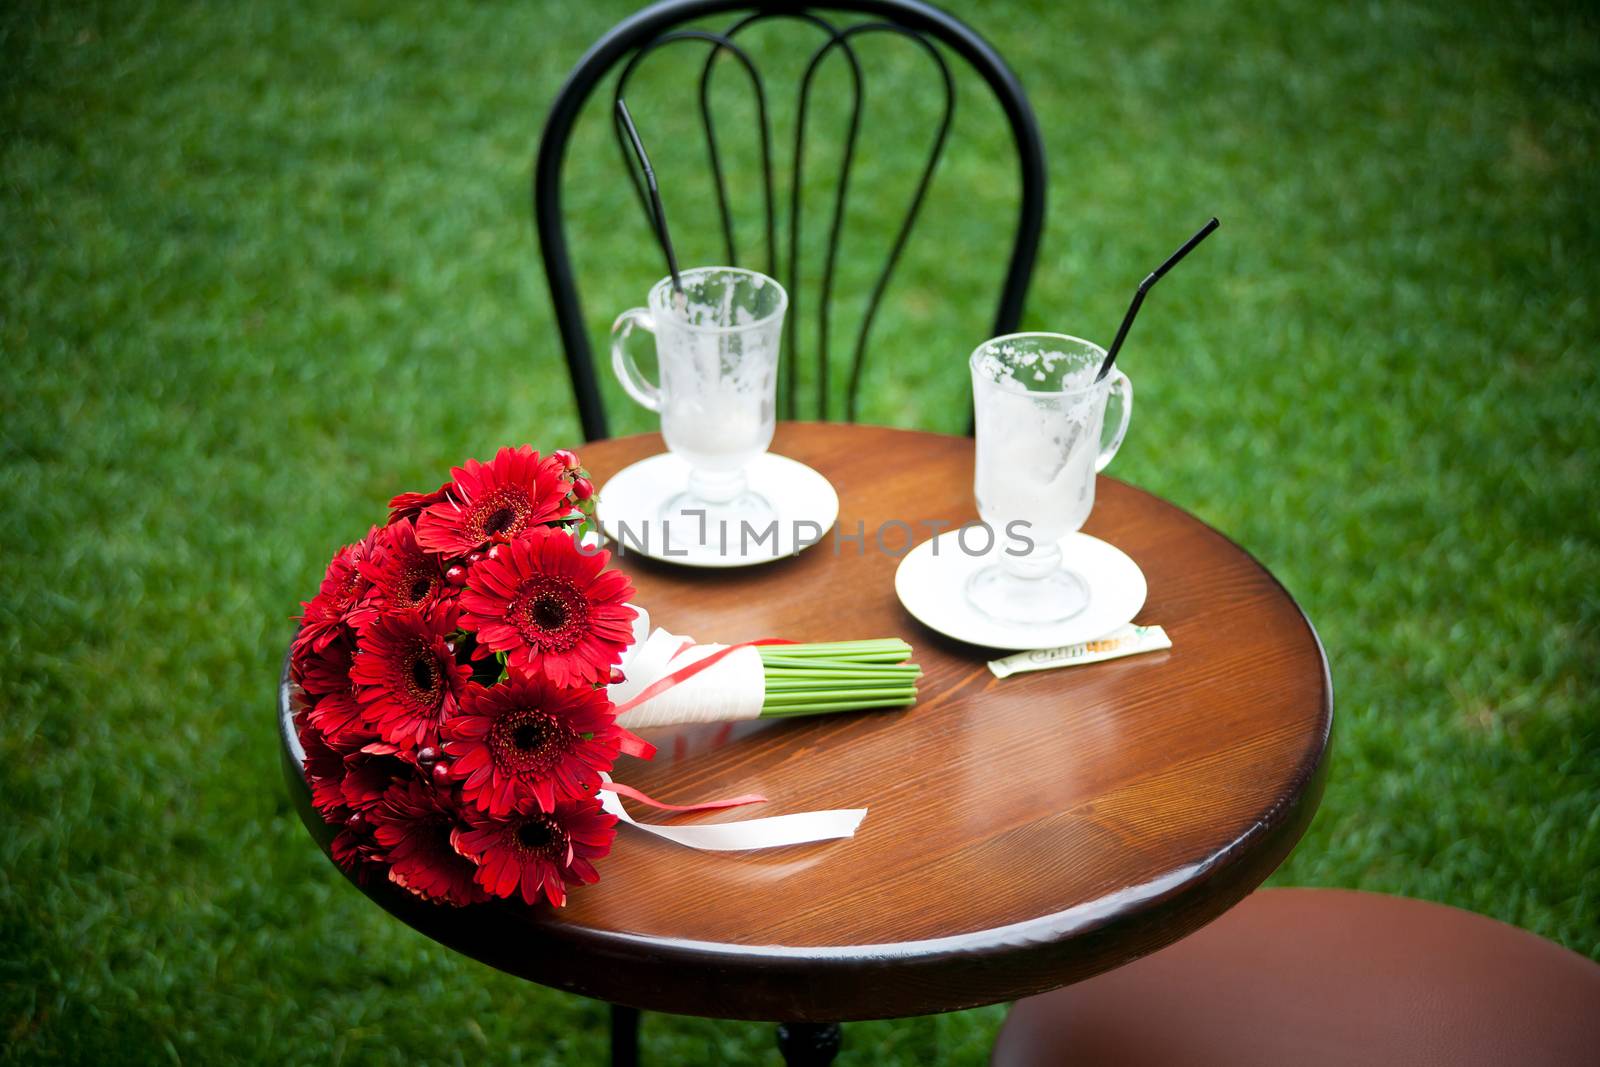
left=451, top=799, right=616, bottom=908
left=387, top=481, right=452, bottom=527
left=294, top=527, right=382, bottom=655
left=415, top=446, right=573, bottom=557
left=371, top=780, right=489, bottom=906
left=443, top=678, right=620, bottom=816
left=457, top=527, right=636, bottom=687
left=350, top=610, right=472, bottom=751
left=293, top=636, right=374, bottom=747
left=340, top=747, right=413, bottom=811
left=330, top=819, right=384, bottom=884
left=298, top=719, right=352, bottom=821
left=359, top=520, right=456, bottom=625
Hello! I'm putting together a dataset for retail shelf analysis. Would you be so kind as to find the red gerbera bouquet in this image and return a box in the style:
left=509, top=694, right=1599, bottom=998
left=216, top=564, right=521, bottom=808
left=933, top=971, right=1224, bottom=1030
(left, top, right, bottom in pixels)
left=292, top=445, right=921, bottom=909
left=290, top=445, right=643, bottom=908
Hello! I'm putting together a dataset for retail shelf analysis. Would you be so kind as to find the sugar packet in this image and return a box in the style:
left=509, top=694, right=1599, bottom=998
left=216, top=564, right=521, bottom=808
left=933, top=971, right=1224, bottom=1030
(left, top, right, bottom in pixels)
left=987, top=624, right=1171, bottom=679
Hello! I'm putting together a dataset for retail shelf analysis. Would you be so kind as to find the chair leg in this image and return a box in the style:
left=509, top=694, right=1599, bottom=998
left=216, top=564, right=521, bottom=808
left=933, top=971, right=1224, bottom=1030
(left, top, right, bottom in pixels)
left=609, top=1004, right=639, bottom=1067
left=776, top=1022, right=842, bottom=1066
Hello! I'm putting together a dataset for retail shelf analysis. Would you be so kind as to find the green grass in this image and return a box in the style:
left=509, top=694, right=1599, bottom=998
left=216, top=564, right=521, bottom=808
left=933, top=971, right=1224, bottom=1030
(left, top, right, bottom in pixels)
left=3, top=0, right=1597, bottom=1063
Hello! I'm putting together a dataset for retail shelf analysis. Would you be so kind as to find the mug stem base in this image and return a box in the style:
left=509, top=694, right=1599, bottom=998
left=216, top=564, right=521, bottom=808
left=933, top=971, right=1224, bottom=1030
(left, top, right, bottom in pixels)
left=965, top=562, right=1090, bottom=626
left=659, top=488, right=778, bottom=553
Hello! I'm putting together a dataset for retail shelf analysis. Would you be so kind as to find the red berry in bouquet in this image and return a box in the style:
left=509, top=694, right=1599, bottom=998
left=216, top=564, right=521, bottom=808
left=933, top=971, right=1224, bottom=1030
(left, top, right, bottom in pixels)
left=458, top=526, right=636, bottom=687
left=443, top=677, right=624, bottom=816
left=415, top=445, right=573, bottom=556
left=451, top=799, right=617, bottom=908
left=371, top=780, right=490, bottom=907
left=350, top=609, right=472, bottom=749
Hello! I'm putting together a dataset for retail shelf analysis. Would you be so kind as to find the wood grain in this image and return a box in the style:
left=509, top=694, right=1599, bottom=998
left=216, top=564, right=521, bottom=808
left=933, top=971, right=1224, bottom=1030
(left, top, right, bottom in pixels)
left=278, top=423, right=1332, bottom=1021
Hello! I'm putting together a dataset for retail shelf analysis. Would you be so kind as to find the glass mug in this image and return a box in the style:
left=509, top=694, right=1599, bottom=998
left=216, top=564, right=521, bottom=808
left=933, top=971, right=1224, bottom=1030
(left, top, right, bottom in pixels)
left=967, top=332, right=1133, bottom=624
left=610, top=267, right=787, bottom=549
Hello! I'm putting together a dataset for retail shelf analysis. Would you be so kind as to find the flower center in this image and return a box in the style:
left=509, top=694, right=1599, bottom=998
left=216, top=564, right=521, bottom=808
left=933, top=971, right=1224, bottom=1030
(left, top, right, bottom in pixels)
left=395, top=562, right=437, bottom=608
left=489, top=707, right=571, bottom=775
left=533, top=597, right=566, bottom=629
left=406, top=646, right=440, bottom=703
left=469, top=487, right=531, bottom=543
left=514, top=814, right=567, bottom=859
left=510, top=577, right=588, bottom=651
left=513, top=720, right=552, bottom=751
left=336, top=569, right=364, bottom=611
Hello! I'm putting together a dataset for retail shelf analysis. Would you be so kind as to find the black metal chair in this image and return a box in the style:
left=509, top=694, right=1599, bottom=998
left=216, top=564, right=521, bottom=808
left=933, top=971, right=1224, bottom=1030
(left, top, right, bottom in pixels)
left=534, top=3, right=1045, bottom=1062
left=535, top=0, right=1046, bottom=443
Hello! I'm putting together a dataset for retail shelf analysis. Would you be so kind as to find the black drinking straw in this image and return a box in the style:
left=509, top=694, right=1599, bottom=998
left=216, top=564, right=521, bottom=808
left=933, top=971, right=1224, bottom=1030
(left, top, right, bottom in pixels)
left=615, top=98, right=684, bottom=298
left=1096, top=217, right=1221, bottom=382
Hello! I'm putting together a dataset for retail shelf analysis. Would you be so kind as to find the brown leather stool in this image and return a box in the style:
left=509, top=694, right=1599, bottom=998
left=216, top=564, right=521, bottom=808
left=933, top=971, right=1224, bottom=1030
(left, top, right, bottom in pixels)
left=992, top=889, right=1600, bottom=1066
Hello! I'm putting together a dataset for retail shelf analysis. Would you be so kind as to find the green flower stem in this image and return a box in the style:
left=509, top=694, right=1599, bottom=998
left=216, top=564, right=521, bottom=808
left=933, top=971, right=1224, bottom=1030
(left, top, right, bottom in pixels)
left=758, top=654, right=914, bottom=669
left=759, top=642, right=910, bottom=660
left=763, top=648, right=905, bottom=657
left=755, top=640, right=922, bottom=718
left=764, top=688, right=919, bottom=703
left=759, top=639, right=912, bottom=652
left=764, top=679, right=916, bottom=691
left=763, top=667, right=921, bottom=681
left=761, top=698, right=917, bottom=716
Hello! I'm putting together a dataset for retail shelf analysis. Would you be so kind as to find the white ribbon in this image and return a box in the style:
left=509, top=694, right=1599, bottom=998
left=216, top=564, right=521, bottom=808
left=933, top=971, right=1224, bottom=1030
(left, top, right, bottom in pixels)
left=598, top=786, right=867, bottom=852
left=602, top=608, right=868, bottom=852
left=607, top=608, right=767, bottom=730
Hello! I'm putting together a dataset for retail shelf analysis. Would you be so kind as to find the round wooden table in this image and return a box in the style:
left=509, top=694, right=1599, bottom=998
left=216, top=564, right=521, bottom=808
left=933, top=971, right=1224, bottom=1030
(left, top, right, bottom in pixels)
left=278, top=423, right=1331, bottom=1046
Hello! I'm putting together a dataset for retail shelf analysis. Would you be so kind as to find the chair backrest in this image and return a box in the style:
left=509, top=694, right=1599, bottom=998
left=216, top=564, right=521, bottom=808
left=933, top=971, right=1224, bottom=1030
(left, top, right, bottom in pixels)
left=535, top=0, right=1046, bottom=441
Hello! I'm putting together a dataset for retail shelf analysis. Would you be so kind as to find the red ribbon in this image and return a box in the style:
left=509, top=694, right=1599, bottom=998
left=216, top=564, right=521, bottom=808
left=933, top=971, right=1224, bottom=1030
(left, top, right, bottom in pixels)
left=611, top=637, right=794, bottom=716
left=605, top=779, right=767, bottom=812
left=614, top=726, right=656, bottom=761
left=605, top=633, right=794, bottom=810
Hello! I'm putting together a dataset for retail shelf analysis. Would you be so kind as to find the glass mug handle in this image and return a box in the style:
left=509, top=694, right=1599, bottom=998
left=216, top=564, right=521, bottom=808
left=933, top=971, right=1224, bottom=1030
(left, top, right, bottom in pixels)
left=609, top=307, right=662, bottom=412
left=1095, top=369, right=1134, bottom=472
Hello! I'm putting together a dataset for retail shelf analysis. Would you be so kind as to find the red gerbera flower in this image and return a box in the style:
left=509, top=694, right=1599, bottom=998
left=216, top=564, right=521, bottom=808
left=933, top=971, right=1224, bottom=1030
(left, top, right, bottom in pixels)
left=298, top=718, right=352, bottom=820
left=331, top=818, right=383, bottom=883
left=340, top=745, right=414, bottom=812
left=415, top=446, right=573, bottom=557
left=457, top=528, right=636, bottom=687
left=351, top=610, right=472, bottom=749
left=359, top=520, right=455, bottom=625
left=294, top=527, right=381, bottom=655
left=294, top=636, right=369, bottom=746
left=451, top=799, right=616, bottom=908
left=371, top=780, right=489, bottom=906
left=443, top=678, right=622, bottom=816
left=387, top=481, right=452, bottom=526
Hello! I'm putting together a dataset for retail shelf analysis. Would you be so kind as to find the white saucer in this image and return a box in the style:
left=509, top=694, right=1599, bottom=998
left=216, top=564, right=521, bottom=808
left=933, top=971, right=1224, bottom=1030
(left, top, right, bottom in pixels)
left=596, top=452, right=839, bottom=568
left=894, top=531, right=1147, bottom=650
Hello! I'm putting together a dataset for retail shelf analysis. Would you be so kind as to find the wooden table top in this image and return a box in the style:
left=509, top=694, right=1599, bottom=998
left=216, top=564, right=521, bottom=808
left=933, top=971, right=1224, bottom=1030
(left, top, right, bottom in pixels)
left=279, top=422, right=1332, bottom=1022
